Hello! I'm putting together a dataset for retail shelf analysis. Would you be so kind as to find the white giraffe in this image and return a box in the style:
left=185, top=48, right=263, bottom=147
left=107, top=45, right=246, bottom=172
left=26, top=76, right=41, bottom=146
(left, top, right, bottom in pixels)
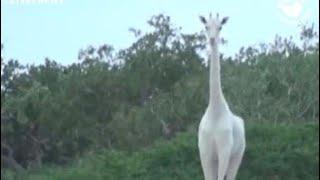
left=198, top=13, right=246, bottom=180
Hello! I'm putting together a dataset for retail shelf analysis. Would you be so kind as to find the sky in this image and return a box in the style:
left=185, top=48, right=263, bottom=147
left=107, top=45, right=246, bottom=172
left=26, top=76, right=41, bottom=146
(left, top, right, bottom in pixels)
left=1, top=0, right=319, bottom=65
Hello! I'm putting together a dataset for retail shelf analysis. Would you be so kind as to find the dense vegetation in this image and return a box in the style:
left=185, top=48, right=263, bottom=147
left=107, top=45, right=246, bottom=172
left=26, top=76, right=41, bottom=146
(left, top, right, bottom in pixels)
left=1, top=14, right=319, bottom=179
left=3, top=123, right=319, bottom=180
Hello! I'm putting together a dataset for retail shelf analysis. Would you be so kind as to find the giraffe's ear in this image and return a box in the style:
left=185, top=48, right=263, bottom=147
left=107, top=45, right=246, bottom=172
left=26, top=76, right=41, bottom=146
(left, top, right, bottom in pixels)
left=221, top=17, right=229, bottom=25
left=199, top=16, right=207, bottom=24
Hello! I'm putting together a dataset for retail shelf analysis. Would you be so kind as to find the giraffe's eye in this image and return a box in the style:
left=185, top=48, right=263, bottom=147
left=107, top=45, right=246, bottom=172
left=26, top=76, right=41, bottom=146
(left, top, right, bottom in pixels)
left=205, top=26, right=209, bottom=30
left=219, top=26, right=222, bottom=31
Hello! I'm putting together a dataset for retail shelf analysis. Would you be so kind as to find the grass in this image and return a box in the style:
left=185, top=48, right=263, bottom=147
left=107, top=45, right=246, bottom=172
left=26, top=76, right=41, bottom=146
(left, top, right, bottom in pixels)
left=3, top=122, right=319, bottom=180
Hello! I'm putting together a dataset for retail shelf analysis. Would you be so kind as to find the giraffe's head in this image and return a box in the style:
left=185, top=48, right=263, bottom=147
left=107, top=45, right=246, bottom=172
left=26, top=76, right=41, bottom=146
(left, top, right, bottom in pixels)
left=199, top=13, right=229, bottom=46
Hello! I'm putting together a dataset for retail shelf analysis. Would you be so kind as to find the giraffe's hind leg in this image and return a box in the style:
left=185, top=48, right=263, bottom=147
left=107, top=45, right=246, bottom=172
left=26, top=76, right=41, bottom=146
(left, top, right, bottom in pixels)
left=199, top=152, right=218, bottom=180
left=226, top=151, right=244, bottom=180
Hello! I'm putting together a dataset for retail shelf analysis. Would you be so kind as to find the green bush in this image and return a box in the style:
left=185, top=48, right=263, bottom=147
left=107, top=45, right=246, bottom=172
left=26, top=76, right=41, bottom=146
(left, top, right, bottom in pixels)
left=5, top=123, right=317, bottom=180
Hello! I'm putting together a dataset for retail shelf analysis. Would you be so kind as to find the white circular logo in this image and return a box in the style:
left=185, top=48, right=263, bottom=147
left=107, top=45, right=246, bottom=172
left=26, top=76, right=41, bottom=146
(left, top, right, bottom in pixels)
left=277, top=0, right=311, bottom=25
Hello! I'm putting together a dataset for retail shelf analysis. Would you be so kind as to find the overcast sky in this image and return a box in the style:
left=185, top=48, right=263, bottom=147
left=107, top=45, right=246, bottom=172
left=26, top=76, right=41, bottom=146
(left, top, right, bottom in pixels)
left=1, top=0, right=319, bottom=65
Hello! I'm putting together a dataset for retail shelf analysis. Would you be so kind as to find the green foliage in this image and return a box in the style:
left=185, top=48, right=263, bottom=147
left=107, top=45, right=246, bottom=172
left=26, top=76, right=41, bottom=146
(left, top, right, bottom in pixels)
left=222, top=52, right=319, bottom=123
left=4, top=123, right=318, bottom=180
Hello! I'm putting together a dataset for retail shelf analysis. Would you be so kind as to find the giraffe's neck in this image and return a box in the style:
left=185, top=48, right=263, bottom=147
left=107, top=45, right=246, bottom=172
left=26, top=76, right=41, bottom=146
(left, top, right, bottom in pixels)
left=208, top=43, right=227, bottom=109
